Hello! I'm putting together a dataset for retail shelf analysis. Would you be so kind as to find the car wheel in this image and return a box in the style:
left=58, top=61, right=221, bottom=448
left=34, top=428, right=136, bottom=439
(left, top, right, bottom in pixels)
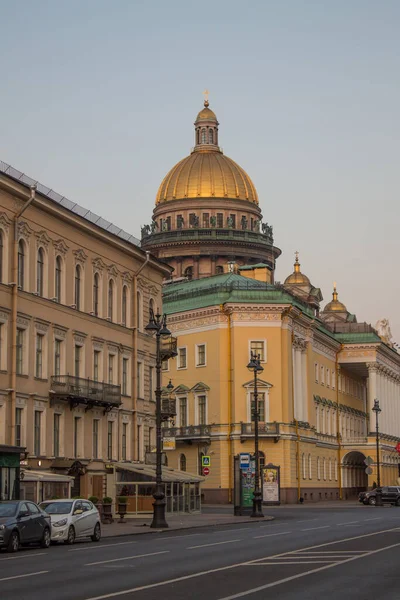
left=65, top=526, right=75, bottom=545
left=368, top=497, right=376, bottom=506
left=7, top=531, right=19, bottom=553
left=91, top=522, right=101, bottom=542
left=41, top=528, right=51, bottom=548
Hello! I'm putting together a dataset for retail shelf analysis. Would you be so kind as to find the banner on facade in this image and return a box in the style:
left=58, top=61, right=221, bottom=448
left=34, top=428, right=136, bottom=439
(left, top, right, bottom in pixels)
left=163, top=437, right=176, bottom=451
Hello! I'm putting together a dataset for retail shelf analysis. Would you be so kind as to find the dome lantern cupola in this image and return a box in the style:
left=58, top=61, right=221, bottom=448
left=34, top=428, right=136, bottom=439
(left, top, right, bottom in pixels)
left=323, top=282, right=348, bottom=313
left=284, top=252, right=311, bottom=286
left=194, top=91, right=219, bottom=150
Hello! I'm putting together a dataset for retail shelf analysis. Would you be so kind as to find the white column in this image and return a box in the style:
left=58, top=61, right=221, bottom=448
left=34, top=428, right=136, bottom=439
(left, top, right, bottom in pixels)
left=382, top=371, right=388, bottom=435
left=301, top=349, right=308, bottom=423
left=367, top=363, right=378, bottom=432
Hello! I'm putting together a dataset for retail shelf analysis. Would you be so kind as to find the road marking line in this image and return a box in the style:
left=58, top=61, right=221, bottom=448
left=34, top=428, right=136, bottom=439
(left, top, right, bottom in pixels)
left=247, top=560, right=339, bottom=565
left=336, top=521, right=359, bottom=525
left=296, top=518, right=319, bottom=523
left=85, top=550, right=169, bottom=566
left=69, top=541, right=138, bottom=552
left=0, top=571, right=49, bottom=582
left=301, top=526, right=330, bottom=531
left=153, top=533, right=202, bottom=541
left=82, top=527, right=400, bottom=600
left=253, top=531, right=291, bottom=539
left=296, top=551, right=365, bottom=554
left=259, top=522, right=289, bottom=528
left=367, top=517, right=382, bottom=521
left=0, top=552, right=48, bottom=561
left=188, top=539, right=241, bottom=550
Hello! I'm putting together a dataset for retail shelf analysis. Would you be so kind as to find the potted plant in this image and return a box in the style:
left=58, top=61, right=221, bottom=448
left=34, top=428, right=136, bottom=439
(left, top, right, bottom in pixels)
left=117, top=496, right=128, bottom=523
left=88, top=496, right=98, bottom=505
left=102, top=496, right=113, bottom=524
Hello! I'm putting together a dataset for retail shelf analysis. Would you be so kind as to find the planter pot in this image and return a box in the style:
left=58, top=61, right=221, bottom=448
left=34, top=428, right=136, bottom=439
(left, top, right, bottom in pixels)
left=102, top=503, right=113, bottom=524
left=117, top=503, right=128, bottom=523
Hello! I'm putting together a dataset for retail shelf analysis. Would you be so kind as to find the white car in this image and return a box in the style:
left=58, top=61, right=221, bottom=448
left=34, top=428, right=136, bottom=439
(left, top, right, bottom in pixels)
left=39, top=499, right=101, bottom=544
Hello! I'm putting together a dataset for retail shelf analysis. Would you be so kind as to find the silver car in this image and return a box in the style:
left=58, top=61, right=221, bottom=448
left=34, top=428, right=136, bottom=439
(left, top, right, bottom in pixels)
left=40, top=499, right=101, bottom=544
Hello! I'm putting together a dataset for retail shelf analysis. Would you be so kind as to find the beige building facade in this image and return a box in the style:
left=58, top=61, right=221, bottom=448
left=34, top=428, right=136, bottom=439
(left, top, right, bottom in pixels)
left=0, top=161, right=170, bottom=502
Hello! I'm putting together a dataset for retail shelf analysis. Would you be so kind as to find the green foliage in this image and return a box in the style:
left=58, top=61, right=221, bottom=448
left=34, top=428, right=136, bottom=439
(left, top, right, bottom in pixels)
left=88, top=496, right=99, bottom=504
left=102, top=496, right=113, bottom=504
left=117, top=496, right=128, bottom=504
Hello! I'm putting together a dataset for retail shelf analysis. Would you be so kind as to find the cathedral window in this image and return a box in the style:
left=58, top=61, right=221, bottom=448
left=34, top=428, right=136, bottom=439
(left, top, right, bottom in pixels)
left=216, top=213, right=223, bottom=228
left=209, top=129, right=214, bottom=144
left=202, top=213, right=209, bottom=228
left=216, top=266, right=224, bottom=274
left=201, top=129, right=206, bottom=143
left=184, top=266, right=193, bottom=280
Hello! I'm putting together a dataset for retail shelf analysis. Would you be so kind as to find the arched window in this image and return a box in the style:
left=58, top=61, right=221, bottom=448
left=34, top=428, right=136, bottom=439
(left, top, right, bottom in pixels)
left=209, top=129, right=214, bottom=144
left=93, top=273, right=99, bottom=317
left=0, top=230, right=3, bottom=283
left=122, top=285, right=128, bottom=326
left=184, top=266, right=193, bottom=281
left=18, top=240, right=25, bottom=290
left=108, top=280, right=114, bottom=321
left=75, top=265, right=81, bottom=310
left=216, top=266, right=224, bottom=274
left=201, top=128, right=206, bottom=143
left=137, top=291, right=142, bottom=330
left=197, top=129, right=200, bottom=144
left=37, top=248, right=44, bottom=296
left=180, top=454, right=187, bottom=472
left=308, top=454, right=312, bottom=479
left=55, top=256, right=62, bottom=302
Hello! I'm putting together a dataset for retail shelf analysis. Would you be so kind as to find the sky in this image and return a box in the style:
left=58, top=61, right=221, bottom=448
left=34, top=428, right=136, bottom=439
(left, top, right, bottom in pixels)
left=1, top=0, right=399, bottom=342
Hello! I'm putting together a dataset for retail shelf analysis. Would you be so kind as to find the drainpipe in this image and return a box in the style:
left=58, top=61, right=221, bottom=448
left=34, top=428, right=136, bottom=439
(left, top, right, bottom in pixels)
left=336, top=346, right=343, bottom=500
left=132, top=251, right=150, bottom=461
left=10, top=184, right=36, bottom=446
left=222, top=305, right=233, bottom=503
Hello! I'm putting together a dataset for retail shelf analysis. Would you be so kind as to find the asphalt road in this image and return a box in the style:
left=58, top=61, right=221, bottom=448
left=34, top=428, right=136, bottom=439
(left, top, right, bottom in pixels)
left=1, top=505, right=400, bottom=600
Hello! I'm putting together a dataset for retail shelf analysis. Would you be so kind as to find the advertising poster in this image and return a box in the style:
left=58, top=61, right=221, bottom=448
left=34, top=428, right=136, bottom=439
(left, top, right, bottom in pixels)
left=241, top=469, right=255, bottom=508
left=262, top=465, right=280, bottom=504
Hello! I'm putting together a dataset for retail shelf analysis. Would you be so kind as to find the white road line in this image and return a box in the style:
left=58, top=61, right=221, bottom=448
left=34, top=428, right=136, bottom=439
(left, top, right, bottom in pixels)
left=296, top=519, right=319, bottom=523
left=259, top=522, right=289, bottom=528
left=217, top=541, right=400, bottom=599
left=296, top=551, right=365, bottom=554
left=153, top=533, right=202, bottom=541
left=82, top=527, right=400, bottom=600
left=367, top=517, right=382, bottom=521
left=188, top=539, right=240, bottom=550
left=253, top=531, right=292, bottom=539
left=336, top=521, right=360, bottom=526
left=85, top=550, right=169, bottom=566
left=301, top=526, right=330, bottom=531
left=69, top=541, right=138, bottom=552
left=247, top=560, right=339, bottom=565
left=0, top=571, right=49, bottom=583
left=0, top=552, right=48, bottom=561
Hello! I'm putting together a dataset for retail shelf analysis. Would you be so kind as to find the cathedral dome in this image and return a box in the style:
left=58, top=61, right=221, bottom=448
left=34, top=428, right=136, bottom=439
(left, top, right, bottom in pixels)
left=323, top=284, right=347, bottom=312
left=155, top=100, right=258, bottom=205
left=284, top=253, right=310, bottom=286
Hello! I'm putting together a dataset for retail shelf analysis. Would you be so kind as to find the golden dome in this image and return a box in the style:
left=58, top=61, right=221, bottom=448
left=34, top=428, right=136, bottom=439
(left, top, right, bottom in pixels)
left=196, top=106, right=217, bottom=122
left=284, top=252, right=310, bottom=286
left=156, top=150, right=259, bottom=204
left=324, top=283, right=347, bottom=312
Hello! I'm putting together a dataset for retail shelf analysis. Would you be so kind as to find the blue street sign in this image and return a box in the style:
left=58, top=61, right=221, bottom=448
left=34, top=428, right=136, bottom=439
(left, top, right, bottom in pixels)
left=240, top=453, right=251, bottom=470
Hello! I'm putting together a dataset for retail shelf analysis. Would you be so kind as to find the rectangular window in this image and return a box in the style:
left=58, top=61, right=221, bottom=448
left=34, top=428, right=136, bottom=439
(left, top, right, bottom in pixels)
left=178, top=347, right=187, bottom=369
left=326, top=369, right=330, bottom=388
left=250, top=392, right=265, bottom=422
left=137, top=362, right=143, bottom=397
left=108, top=354, right=114, bottom=384
left=74, top=417, right=80, bottom=458
left=320, top=366, right=325, bottom=385
left=332, top=370, right=336, bottom=390
left=229, top=214, right=236, bottom=228
left=74, top=345, right=81, bottom=379
left=250, top=340, right=265, bottom=362
left=162, top=359, right=169, bottom=371
left=122, top=423, right=127, bottom=460
left=216, top=213, right=223, bottom=228
left=198, top=395, right=207, bottom=425
left=93, top=350, right=100, bottom=382
left=122, top=358, right=128, bottom=395
left=54, top=340, right=61, bottom=377
left=107, top=421, right=113, bottom=460
left=176, top=215, right=184, bottom=229
left=53, top=414, right=60, bottom=457
left=189, top=213, right=196, bottom=227
left=202, top=213, right=210, bottom=228
left=93, top=419, right=99, bottom=459
left=16, top=328, right=24, bottom=375
left=34, top=411, right=41, bottom=456
left=35, top=334, right=43, bottom=378
left=15, top=408, right=22, bottom=447
left=179, top=397, right=187, bottom=427
left=196, top=344, right=206, bottom=366
left=149, top=366, right=154, bottom=402
left=314, top=363, right=318, bottom=383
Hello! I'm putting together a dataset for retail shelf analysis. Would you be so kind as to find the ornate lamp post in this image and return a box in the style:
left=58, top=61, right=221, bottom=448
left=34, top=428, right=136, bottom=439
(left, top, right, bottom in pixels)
left=247, top=352, right=264, bottom=518
left=145, top=309, right=173, bottom=528
left=372, top=399, right=383, bottom=507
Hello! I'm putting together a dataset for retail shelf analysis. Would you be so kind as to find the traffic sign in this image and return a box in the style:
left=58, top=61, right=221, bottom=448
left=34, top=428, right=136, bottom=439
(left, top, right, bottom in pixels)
left=203, top=467, right=210, bottom=476
left=396, top=443, right=400, bottom=454
left=364, top=456, right=374, bottom=466
left=240, top=453, right=251, bottom=470
left=202, top=456, right=211, bottom=467
left=365, top=467, right=373, bottom=475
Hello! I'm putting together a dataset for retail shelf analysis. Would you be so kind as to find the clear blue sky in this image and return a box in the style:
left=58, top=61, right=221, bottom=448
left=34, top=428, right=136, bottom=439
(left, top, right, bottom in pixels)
left=1, top=0, right=399, bottom=341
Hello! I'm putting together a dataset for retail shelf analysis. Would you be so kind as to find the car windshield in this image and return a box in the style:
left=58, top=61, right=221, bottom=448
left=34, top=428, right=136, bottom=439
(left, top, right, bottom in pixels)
left=0, top=503, right=17, bottom=517
left=40, top=502, right=73, bottom=515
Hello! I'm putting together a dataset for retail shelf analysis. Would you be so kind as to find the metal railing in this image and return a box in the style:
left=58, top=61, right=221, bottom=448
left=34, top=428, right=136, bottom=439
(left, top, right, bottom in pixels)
left=162, top=425, right=211, bottom=440
left=240, top=422, right=280, bottom=437
left=51, top=375, right=121, bottom=407
left=161, top=336, right=178, bottom=359
left=142, top=227, right=274, bottom=246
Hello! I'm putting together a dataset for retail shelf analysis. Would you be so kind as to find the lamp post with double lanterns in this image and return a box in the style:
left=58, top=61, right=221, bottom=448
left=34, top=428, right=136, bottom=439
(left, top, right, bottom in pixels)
left=145, top=309, right=176, bottom=528
left=372, top=399, right=383, bottom=507
left=247, top=352, right=264, bottom=518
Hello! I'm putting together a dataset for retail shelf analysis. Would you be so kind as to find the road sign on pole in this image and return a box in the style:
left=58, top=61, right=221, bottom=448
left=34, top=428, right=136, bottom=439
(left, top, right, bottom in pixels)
left=202, top=456, right=211, bottom=467
left=365, top=467, right=373, bottom=475
left=240, top=453, right=251, bottom=470
left=364, top=456, right=374, bottom=466
left=203, top=467, right=210, bottom=476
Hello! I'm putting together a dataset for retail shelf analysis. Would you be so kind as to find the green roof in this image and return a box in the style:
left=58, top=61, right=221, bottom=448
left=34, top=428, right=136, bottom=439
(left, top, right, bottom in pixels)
left=238, top=263, right=269, bottom=271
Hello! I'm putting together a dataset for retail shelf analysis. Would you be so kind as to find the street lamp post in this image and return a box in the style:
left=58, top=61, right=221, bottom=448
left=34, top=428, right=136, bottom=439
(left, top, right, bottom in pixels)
left=372, top=399, right=383, bottom=507
left=145, top=309, right=172, bottom=528
left=247, top=352, right=264, bottom=518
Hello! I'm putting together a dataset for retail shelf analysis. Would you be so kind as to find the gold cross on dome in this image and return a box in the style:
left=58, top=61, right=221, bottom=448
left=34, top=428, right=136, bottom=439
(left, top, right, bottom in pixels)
left=203, top=89, right=209, bottom=102
left=295, top=250, right=299, bottom=262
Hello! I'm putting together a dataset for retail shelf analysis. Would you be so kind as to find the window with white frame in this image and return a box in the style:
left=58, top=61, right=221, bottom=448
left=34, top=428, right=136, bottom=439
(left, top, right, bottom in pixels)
left=308, top=454, right=312, bottom=479
left=149, top=366, right=154, bottom=401
left=250, top=340, right=266, bottom=362
left=107, top=421, right=113, bottom=460
left=197, top=395, right=207, bottom=425
left=75, top=265, right=82, bottom=310
left=314, top=363, right=318, bottom=382
left=93, top=273, right=100, bottom=317
left=122, top=357, right=129, bottom=395
left=122, top=423, right=127, bottom=460
left=18, top=239, right=26, bottom=290
left=177, top=347, right=187, bottom=369
left=250, top=392, right=266, bottom=422
left=74, top=344, right=82, bottom=378
left=326, top=368, right=330, bottom=388
left=54, top=338, right=64, bottom=377
left=34, top=410, right=42, bottom=456
left=35, top=333, right=44, bottom=378
left=179, top=397, right=188, bottom=427
left=320, top=365, right=325, bottom=385
left=16, top=328, right=24, bottom=375
left=15, top=407, right=23, bottom=447
left=122, top=286, right=128, bottom=326
left=332, top=370, right=335, bottom=390
left=93, top=419, right=99, bottom=459
left=55, top=256, right=63, bottom=303
left=137, top=361, right=143, bottom=398
left=323, top=457, right=327, bottom=480
left=108, top=353, right=115, bottom=384
left=37, top=248, right=45, bottom=296
left=93, top=350, right=101, bottom=382
left=162, top=358, right=169, bottom=371
left=302, top=453, right=306, bottom=479
left=196, top=344, right=206, bottom=367
left=317, top=456, right=321, bottom=480
left=108, top=279, right=114, bottom=321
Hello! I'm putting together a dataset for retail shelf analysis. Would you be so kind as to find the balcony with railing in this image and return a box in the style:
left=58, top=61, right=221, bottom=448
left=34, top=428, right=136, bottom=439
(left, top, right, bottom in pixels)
left=240, top=422, right=280, bottom=441
left=50, top=375, right=121, bottom=412
left=161, top=336, right=178, bottom=360
left=162, top=425, right=211, bottom=443
left=142, top=227, right=274, bottom=248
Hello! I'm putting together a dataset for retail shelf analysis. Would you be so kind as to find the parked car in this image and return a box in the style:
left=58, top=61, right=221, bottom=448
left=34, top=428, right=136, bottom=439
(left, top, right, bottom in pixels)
left=0, top=500, right=51, bottom=552
left=39, top=499, right=101, bottom=544
left=358, top=491, right=367, bottom=503
left=363, top=486, right=400, bottom=506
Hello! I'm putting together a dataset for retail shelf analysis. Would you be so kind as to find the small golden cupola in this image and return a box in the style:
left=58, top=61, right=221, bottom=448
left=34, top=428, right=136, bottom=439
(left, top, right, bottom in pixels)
left=284, top=252, right=311, bottom=286
left=323, top=282, right=348, bottom=313
left=283, top=251, right=323, bottom=313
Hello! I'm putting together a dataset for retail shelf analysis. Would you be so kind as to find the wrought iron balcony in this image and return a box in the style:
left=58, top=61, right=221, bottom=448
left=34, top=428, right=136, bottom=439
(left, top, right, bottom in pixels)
left=240, top=422, right=280, bottom=441
left=50, top=375, right=121, bottom=412
left=162, top=425, right=211, bottom=443
left=161, top=336, right=178, bottom=360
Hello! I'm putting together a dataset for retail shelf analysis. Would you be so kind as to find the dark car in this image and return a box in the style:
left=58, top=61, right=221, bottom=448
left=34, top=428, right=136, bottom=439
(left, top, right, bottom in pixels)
left=363, top=486, right=400, bottom=506
left=0, top=500, right=51, bottom=552
left=358, top=491, right=367, bottom=503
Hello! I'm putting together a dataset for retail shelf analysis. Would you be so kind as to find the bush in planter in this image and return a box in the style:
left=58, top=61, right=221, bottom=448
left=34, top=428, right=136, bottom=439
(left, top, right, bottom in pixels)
left=117, top=496, right=128, bottom=505
left=102, top=497, right=113, bottom=504
left=101, top=497, right=113, bottom=524
left=88, top=496, right=99, bottom=504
